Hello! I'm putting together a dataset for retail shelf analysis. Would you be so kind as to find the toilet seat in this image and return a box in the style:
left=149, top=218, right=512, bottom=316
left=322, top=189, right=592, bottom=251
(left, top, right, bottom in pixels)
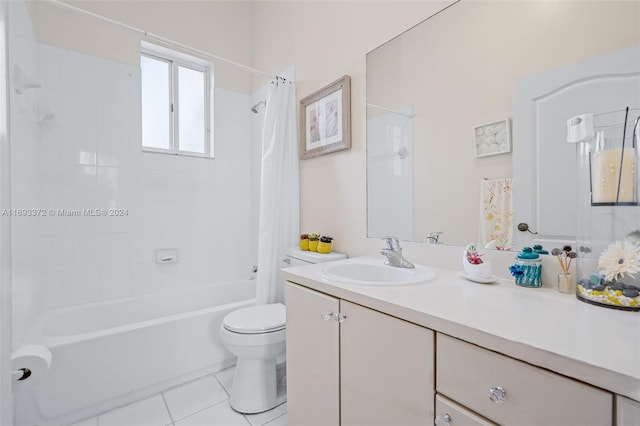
left=223, top=303, right=286, bottom=334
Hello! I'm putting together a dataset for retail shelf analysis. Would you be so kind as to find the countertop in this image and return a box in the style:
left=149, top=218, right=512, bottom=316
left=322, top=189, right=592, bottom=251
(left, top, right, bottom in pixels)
left=281, top=256, right=640, bottom=402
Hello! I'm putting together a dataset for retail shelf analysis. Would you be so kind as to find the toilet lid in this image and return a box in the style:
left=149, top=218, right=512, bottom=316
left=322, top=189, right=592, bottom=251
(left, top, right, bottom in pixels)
left=223, top=303, right=286, bottom=334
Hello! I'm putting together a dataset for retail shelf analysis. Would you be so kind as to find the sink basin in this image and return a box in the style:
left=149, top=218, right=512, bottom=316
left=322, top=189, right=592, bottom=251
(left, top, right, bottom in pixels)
left=320, top=261, right=436, bottom=286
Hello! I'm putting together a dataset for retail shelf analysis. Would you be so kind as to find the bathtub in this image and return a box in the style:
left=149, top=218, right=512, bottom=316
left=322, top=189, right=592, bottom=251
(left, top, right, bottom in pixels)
left=15, top=280, right=256, bottom=426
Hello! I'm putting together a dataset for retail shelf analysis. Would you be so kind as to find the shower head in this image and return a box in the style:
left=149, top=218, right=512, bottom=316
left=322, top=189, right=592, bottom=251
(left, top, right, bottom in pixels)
left=251, top=100, right=266, bottom=114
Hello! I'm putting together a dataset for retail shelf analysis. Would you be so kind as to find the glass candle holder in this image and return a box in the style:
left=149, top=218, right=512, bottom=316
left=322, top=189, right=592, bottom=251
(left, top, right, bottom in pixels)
left=557, top=271, right=575, bottom=294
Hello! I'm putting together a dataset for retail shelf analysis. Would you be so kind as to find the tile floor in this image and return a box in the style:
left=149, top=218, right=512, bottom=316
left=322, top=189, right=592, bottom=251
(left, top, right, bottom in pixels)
left=69, top=366, right=287, bottom=426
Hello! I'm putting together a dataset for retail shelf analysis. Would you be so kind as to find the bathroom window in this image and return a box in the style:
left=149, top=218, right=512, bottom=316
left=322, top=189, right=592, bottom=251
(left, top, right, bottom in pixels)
left=140, top=43, right=213, bottom=157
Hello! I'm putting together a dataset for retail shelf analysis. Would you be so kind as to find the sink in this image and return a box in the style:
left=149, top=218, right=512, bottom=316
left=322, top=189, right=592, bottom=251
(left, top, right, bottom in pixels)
left=320, top=260, right=436, bottom=286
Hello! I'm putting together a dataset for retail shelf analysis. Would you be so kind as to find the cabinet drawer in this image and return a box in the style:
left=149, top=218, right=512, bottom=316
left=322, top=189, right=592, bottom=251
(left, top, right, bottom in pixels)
left=436, top=394, right=497, bottom=426
left=436, top=334, right=612, bottom=425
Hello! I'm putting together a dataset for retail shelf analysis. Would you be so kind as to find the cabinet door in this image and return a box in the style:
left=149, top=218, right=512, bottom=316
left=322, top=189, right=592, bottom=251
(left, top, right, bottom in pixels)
left=340, top=300, right=434, bottom=425
left=285, top=282, right=340, bottom=426
left=617, top=395, right=640, bottom=426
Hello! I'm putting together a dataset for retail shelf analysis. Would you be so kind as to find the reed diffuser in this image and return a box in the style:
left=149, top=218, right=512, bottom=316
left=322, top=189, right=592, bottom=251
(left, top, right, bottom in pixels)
left=552, top=245, right=577, bottom=293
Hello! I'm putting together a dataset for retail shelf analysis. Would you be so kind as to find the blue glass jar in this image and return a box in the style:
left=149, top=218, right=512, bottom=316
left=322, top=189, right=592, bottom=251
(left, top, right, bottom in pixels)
left=510, top=247, right=542, bottom=287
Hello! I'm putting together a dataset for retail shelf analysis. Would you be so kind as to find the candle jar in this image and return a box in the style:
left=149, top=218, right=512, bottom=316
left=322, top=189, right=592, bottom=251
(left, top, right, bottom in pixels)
left=573, top=108, right=640, bottom=311
left=557, top=271, right=575, bottom=294
left=588, top=113, right=637, bottom=206
left=511, top=247, right=542, bottom=288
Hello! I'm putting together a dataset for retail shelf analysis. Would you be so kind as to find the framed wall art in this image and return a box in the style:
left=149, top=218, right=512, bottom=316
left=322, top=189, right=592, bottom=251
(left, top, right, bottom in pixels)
left=300, top=75, right=351, bottom=159
left=474, top=118, right=511, bottom=157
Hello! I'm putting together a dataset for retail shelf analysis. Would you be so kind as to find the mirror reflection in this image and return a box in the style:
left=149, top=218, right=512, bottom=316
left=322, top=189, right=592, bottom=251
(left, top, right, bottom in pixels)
left=366, top=0, right=640, bottom=249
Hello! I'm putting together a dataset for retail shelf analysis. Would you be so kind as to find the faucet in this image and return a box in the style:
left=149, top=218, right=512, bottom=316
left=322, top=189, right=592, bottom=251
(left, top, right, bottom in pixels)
left=380, top=236, right=414, bottom=268
left=426, top=232, right=443, bottom=244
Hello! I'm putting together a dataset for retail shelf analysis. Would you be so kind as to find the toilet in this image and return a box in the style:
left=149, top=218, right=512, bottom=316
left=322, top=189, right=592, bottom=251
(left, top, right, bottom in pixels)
left=220, top=247, right=346, bottom=414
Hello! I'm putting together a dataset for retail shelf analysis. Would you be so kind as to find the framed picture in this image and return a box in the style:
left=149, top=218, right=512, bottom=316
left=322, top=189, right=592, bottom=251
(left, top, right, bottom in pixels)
left=300, top=75, right=351, bottom=159
left=473, top=118, right=511, bottom=157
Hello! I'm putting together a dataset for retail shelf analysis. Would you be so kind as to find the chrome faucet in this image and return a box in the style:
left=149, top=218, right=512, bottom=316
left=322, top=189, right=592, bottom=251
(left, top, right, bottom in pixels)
left=380, top=236, right=414, bottom=268
left=426, top=232, right=443, bottom=244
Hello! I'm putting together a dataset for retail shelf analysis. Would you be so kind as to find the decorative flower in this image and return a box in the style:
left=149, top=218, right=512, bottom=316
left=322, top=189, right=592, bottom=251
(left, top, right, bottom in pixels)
left=465, top=244, right=484, bottom=264
left=598, top=240, right=640, bottom=282
left=551, top=245, right=577, bottom=273
left=509, top=264, right=524, bottom=277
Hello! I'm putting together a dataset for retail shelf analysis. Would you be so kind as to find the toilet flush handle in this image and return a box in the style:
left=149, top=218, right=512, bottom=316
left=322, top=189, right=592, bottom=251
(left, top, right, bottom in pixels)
left=282, top=258, right=291, bottom=264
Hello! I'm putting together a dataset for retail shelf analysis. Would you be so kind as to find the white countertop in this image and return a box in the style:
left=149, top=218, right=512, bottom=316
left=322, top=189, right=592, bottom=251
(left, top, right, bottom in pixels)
left=282, top=256, right=640, bottom=402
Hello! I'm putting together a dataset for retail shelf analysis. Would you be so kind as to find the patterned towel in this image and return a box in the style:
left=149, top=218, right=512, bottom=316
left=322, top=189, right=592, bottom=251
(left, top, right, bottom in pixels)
left=480, top=178, right=513, bottom=250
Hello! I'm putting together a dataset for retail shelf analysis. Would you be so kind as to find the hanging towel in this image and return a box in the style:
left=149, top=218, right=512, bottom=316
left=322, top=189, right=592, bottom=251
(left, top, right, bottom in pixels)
left=479, top=178, right=513, bottom=250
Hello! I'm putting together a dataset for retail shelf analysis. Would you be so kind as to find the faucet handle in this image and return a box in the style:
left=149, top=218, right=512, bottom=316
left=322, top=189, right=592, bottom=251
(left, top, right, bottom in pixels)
left=426, top=232, right=443, bottom=243
left=381, top=236, right=400, bottom=250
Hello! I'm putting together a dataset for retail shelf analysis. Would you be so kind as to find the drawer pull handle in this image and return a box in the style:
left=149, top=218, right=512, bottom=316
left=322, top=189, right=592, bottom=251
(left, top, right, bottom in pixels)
left=435, top=413, right=451, bottom=424
left=320, top=312, right=334, bottom=321
left=489, top=386, right=506, bottom=403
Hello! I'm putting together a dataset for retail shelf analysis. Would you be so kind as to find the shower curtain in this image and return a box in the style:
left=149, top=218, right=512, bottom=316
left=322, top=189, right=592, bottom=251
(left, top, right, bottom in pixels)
left=256, top=77, right=299, bottom=305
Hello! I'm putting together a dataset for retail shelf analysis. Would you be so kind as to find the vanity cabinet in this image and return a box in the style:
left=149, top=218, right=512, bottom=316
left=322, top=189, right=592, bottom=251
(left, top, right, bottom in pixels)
left=617, top=396, right=640, bottom=426
left=436, top=333, right=613, bottom=426
left=285, top=282, right=435, bottom=425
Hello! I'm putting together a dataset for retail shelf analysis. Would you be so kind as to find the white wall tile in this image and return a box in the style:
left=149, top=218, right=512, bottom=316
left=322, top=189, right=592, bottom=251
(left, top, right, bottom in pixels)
left=97, top=264, right=133, bottom=301
left=62, top=127, right=97, bottom=166
left=128, top=231, right=160, bottom=264
left=38, top=45, right=60, bottom=91
left=14, top=43, right=255, bottom=313
left=96, top=166, right=131, bottom=200
left=59, top=50, right=99, bottom=97
left=97, top=127, right=130, bottom=167
left=130, top=262, right=164, bottom=296
left=61, top=267, right=99, bottom=306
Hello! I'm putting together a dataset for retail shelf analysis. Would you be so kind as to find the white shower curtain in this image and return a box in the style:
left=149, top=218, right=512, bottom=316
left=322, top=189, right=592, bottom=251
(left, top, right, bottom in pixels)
left=256, top=77, right=299, bottom=305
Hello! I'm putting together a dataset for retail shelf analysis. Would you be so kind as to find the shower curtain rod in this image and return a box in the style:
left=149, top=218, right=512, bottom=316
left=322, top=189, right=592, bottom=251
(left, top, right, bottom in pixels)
left=46, top=0, right=278, bottom=80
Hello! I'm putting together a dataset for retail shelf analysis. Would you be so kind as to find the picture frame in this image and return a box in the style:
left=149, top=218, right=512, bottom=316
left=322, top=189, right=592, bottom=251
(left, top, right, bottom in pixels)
left=300, top=75, right=351, bottom=159
left=473, top=118, right=511, bottom=157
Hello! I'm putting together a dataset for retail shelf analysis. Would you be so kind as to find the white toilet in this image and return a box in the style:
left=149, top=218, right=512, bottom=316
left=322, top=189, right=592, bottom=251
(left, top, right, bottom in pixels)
left=220, top=247, right=346, bottom=414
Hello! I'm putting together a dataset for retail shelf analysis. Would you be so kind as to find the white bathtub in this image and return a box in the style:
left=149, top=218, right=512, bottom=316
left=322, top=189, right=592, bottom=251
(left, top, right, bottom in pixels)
left=15, top=280, right=256, bottom=426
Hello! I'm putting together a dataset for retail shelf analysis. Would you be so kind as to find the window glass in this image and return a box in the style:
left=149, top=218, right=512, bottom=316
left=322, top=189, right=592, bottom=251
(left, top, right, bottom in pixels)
left=141, top=55, right=171, bottom=150
left=178, top=66, right=206, bottom=153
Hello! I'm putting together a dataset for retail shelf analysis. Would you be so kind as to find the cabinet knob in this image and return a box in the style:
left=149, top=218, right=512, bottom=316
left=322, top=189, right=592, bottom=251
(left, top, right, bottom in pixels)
left=335, top=313, right=347, bottom=323
left=320, top=312, right=334, bottom=321
left=489, top=386, right=506, bottom=403
left=434, top=413, right=451, bottom=424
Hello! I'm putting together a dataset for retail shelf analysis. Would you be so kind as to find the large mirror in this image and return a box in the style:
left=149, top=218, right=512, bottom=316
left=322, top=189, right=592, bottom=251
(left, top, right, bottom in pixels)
left=367, top=0, right=640, bottom=249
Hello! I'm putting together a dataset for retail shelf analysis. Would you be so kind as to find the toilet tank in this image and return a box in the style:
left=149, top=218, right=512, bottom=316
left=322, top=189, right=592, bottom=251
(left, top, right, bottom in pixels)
left=284, top=247, right=346, bottom=267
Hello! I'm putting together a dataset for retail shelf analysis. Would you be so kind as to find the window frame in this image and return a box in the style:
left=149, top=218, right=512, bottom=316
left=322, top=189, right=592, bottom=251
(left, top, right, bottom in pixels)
left=140, top=44, right=214, bottom=158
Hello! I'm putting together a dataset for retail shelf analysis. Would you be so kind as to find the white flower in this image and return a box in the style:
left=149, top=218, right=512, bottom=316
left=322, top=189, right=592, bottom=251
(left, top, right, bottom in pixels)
left=598, top=240, right=640, bottom=281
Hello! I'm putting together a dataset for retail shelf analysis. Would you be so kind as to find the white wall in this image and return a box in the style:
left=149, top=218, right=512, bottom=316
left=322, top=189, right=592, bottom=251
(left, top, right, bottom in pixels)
left=250, top=1, right=454, bottom=260
left=250, top=1, right=640, bottom=275
left=28, top=0, right=254, bottom=93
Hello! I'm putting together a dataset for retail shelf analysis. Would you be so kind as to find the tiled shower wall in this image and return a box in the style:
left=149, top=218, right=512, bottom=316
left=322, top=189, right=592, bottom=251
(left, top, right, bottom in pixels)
left=10, top=39, right=255, bottom=344
left=9, top=0, right=42, bottom=348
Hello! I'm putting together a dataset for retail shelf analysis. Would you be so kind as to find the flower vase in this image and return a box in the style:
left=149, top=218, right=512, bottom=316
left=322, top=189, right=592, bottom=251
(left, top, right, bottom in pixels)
left=462, top=253, right=492, bottom=279
left=299, top=238, right=309, bottom=251
left=309, top=240, right=319, bottom=252
left=317, top=241, right=332, bottom=254
left=557, top=271, right=575, bottom=294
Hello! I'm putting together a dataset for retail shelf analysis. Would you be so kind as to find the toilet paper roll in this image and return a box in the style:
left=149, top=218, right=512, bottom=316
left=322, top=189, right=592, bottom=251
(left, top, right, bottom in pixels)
left=11, top=345, right=52, bottom=392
